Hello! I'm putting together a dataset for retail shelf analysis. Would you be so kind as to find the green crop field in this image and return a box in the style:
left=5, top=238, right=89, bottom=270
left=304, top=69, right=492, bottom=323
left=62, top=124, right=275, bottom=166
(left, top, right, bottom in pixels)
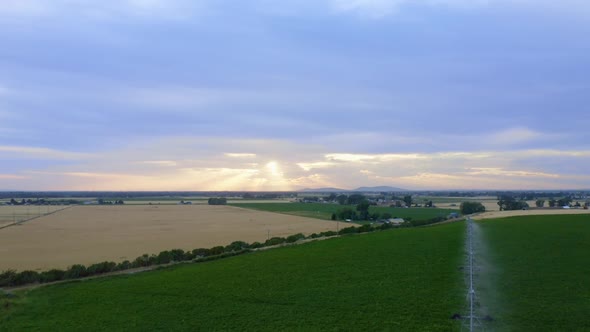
left=0, top=223, right=465, bottom=331
left=231, top=202, right=457, bottom=222
left=2, top=214, right=586, bottom=331
left=478, top=214, right=590, bottom=331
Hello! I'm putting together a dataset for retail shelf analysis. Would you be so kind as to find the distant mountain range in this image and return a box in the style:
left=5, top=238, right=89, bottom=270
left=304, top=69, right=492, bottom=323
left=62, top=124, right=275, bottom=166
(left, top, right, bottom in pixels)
left=301, top=186, right=407, bottom=193
left=354, top=186, right=407, bottom=192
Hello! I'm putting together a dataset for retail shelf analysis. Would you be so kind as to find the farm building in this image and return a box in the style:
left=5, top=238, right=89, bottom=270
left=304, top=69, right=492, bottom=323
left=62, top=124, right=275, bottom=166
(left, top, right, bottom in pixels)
left=386, top=218, right=405, bottom=225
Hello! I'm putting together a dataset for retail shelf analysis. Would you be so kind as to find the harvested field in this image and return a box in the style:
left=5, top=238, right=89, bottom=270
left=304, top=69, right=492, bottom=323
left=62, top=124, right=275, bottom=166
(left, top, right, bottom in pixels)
left=473, top=208, right=590, bottom=220
left=0, top=205, right=341, bottom=271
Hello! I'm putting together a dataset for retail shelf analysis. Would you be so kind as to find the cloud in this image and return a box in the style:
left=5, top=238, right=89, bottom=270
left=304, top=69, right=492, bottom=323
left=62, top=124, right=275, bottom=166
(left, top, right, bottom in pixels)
left=464, top=167, right=560, bottom=178
left=297, top=162, right=336, bottom=171
left=139, top=160, right=178, bottom=167
left=0, top=174, right=27, bottom=180
left=486, top=127, right=542, bottom=146
left=1, top=135, right=589, bottom=190
left=224, top=153, right=257, bottom=158
left=0, top=146, right=91, bottom=160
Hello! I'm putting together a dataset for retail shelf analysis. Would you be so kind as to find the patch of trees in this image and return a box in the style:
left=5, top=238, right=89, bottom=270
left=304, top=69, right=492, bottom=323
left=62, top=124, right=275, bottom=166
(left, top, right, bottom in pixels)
left=334, top=199, right=381, bottom=221
left=497, top=196, right=529, bottom=211
left=208, top=197, right=227, bottom=205
left=329, top=194, right=369, bottom=205
left=299, top=197, right=320, bottom=203
left=460, top=202, right=486, bottom=215
left=7, top=198, right=82, bottom=205
left=98, top=199, right=124, bottom=205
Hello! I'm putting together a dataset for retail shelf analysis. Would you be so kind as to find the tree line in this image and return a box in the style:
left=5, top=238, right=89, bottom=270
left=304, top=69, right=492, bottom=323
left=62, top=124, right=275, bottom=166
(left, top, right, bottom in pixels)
left=0, top=222, right=414, bottom=288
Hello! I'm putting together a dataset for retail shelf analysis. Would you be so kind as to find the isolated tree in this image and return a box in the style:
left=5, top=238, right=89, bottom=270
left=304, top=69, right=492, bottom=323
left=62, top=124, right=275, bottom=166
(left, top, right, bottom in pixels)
left=548, top=199, right=557, bottom=207
left=535, top=200, right=545, bottom=208
left=337, top=208, right=357, bottom=220
left=356, top=200, right=371, bottom=220
left=403, top=195, right=413, bottom=207
left=460, top=202, right=486, bottom=215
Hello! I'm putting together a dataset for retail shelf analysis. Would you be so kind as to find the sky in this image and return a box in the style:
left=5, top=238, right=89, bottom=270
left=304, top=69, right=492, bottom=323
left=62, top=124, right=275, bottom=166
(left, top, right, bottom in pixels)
left=0, top=0, right=589, bottom=191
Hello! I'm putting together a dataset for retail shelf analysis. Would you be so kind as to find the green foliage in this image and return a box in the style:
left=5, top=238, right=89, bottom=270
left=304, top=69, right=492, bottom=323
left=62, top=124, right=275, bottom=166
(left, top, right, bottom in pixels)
left=535, top=199, right=545, bottom=207
left=225, top=241, right=250, bottom=252
left=336, top=207, right=357, bottom=220
left=115, top=261, right=131, bottom=271
left=86, top=262, right=117, bottom=275
left=0, top=224, right=464, bottom=331
left=207, top=197, right=227, bottom=205
left=156, top=251, right=173, bottom=264
left=11, top=271, right=40, bottom=286
left=285, top=233, right=305, bottom=243
left=497, top=196, right=529, bottom=211
left=192, top=248, right=210, bottom=258
left=320, top=231, right=337, bottom=237
left=403, top=195, right=413, bottom=207
left=338, top=226, right=358, bottom=235
left=249, top=242, right=264, bottom=249
left=65, top=265, right=88, bottom=279
left=357, top=224, right=374, bottom=233
left=346, top=194, right=366, bottom=205
left=264, top=237, right=286, bottom=246
left=356, top=200, right=370, bottom=220
left=39, top=269, right=66, bottom=283
left=460, top=201, right=485, bottom=215
left=0, top=270, right=17, bottom=287
left=209, top=246, right=225, bottom=256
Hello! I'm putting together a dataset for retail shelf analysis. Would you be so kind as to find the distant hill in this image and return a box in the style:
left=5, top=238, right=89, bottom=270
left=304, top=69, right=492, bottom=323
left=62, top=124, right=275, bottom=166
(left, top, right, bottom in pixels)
left=300, top=187, right=347, bottom=193
left=353, top=186, right=407, bottom=192
left=301, top=186, right=407, bottom=193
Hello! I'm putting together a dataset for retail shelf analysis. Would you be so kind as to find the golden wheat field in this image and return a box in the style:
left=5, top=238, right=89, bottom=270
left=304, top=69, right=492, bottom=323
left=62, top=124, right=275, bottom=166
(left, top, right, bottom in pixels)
left=472, top=208, right=590, bottom=220
left=0, top=205, right=68, bottom=227
left=0, top=205, right=341, bottom=271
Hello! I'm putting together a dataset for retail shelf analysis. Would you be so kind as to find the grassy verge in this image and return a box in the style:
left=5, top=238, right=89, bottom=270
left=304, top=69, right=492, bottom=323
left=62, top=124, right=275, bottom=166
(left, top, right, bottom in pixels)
left=0, top=223, right=465, bottom=331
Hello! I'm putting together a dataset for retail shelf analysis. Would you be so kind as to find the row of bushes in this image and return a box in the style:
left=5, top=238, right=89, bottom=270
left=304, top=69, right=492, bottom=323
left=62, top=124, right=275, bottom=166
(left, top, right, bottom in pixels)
left=0, top=222, right=406, bottom=288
